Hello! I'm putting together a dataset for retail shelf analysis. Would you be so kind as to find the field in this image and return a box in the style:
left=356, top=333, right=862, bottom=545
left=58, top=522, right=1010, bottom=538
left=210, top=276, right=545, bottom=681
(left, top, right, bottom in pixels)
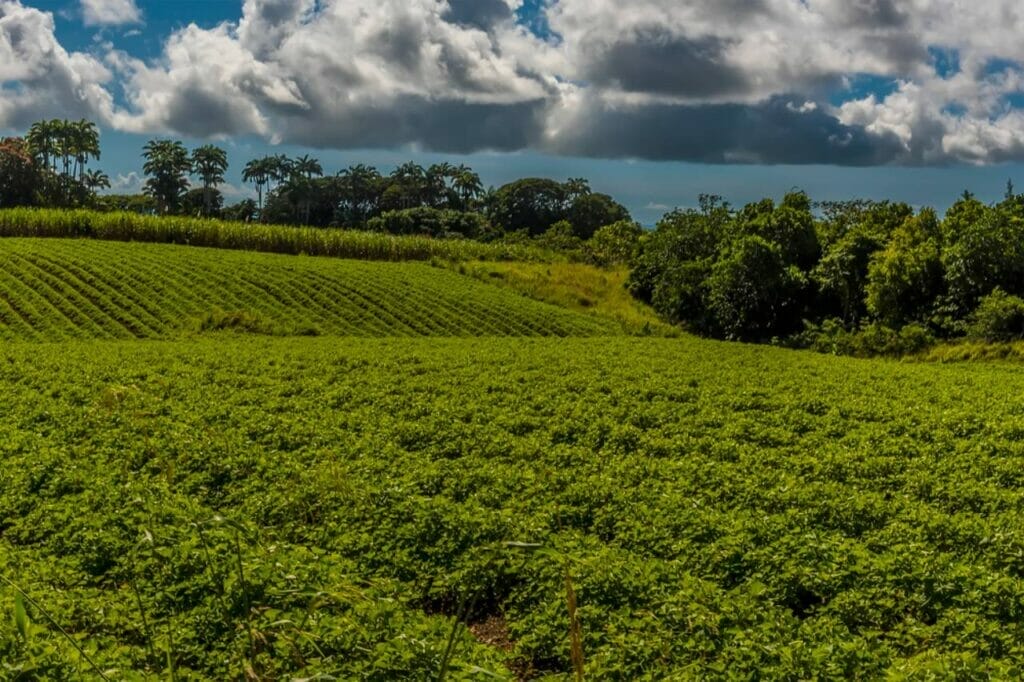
left=0, top=239, right=615, bottom=340
left=0, top=209, right=552, bottom=263
left=5, top=330, right=1024, bottom=678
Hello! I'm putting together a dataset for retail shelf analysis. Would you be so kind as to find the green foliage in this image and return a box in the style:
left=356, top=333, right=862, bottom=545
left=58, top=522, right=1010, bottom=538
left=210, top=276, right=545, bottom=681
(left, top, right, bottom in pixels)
left=0, top=137, right=41, bottom=208
left=865, top=210, right=945, bottom=327
left=967, top=289, right=1024, bottom=342
left=142, top=140, right=192, bottom=214
left=5, top=337, right=1024, bottom=677
left=794, top=319, right=936, bottom=357
left=707, top=236, right=807, bottom=340
left=93, top=193, right=158, bottom=214
left=943, top=204, right=1024, bottom=315
left=567, top=192, right=630, bottom=239
left=629, top=192, right=1024, bottom=354
left=586, top=220, right=643, bottom=266
left=367, top=207, right=493, bottom=239
left=486, top=177, right=570, bottom=235
left=0, top=238, right=614, bottom=341
left=532, top=220, right=585, bottom=254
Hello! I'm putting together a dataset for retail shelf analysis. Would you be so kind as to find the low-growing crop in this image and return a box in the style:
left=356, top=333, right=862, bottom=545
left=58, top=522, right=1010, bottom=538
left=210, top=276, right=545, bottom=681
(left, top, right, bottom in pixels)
left=5, top=337, right=1024, bottom=677
left=0, top=238, right=615, bottom=340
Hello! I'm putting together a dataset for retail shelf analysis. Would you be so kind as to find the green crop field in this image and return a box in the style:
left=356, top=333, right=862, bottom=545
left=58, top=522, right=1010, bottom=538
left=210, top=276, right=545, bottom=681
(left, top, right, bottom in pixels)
left=3, top=234, right=1024, bottom=680
left=0, top=239, right=615, bottom=340
left=5, top=333, right=1024, bottom=679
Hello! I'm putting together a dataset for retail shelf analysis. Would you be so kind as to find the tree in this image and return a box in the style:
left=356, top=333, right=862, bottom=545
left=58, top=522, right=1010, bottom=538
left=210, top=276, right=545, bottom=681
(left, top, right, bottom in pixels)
left=865, top=210, right=945, bottom=327
left=941, top=202, right=1024, bottom=315
left=588, top=220, right=644, bottom=266
left=336, top=165, right=383, bottom=226
left=426, top=162, right=457, bottom=208
left=452, top=165, right=483, bottom=210
left=290, top=154, right=322, bottom=223
left=292, top=154, right=322, bottom=180
left=191, top=145, right=228, bottom=217
left=182, top=187, right=224, bottom=217
left=813, top=201, right=912, bottom=325
left=142, top=140, right=192, bottom=214
left=382, top=162, right=428, bottom=210
left=83, top=169, right=111, bottom=193
left=0, top=137, right=41, bottom=208
left=740, top=191, right=819, bottom=270
left=568, top=192, right=630, bottom=239
left=627, top=196, right=732, bottom=303
left=25, top=118, right=100, bottom=206
left=707, top=235, right=806, bottom=341
left=242, top=157, right=273, bottom=213
left=487, top=178, right=569, bottom=235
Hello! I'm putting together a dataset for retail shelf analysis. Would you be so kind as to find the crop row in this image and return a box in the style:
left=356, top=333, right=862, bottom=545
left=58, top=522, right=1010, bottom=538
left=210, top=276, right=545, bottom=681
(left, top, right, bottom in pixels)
left=4, top=337, right=1024, bottom=677
left=0, top=208, right=556, bottom=264
left=0, top=239, right=615, bottom=341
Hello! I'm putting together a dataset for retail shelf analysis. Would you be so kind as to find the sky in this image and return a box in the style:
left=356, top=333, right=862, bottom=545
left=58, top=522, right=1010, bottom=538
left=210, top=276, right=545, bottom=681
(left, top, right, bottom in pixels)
left=4, top=0, right=1024, bottom=224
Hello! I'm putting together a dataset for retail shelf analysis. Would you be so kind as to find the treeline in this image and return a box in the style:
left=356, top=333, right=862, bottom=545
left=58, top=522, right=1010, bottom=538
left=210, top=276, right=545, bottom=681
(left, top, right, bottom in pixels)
left=0, top=119, right=635, bottom=252
left=629, top=188, right=1024, bottom=352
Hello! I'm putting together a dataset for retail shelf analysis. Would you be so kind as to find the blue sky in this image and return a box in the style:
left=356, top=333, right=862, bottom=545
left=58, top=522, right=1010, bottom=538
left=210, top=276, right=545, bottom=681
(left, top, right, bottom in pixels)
left=6, top=0, right=1024, bottom=223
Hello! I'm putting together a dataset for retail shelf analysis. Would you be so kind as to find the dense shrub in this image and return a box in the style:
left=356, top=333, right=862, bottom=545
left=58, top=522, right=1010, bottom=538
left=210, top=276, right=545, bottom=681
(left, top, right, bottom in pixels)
left=795, top=319, right=935, bottom=357
left=587, top=220, right=643, bottom=266
left=366, top=207, right=492, bottom=239
left=967, top=289, right=1024, bottom=342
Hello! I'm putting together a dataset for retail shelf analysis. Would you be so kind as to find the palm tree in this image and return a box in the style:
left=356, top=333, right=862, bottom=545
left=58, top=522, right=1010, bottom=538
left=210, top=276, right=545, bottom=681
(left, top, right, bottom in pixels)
left=142, top=139, right=192, bottom=214
left=71, top=119, right=100, bottom=183
left=242, top=157, right=272, bottom=213
left=83, top=169, right=111, bottom=192
left=293, top=154, right=322, bottom=180
left=290, top=155, right=322, bottom=223
left=453, top=165, right=483, bottom=210
left=26, top=120, right=57, bottom=172
left=390, top=162, right=427, bottom=209
left=191, top=145, right=229, bottom=216
left=337, top=164, right=383, bottom=226
left=268, top=155, right=293, bottom=191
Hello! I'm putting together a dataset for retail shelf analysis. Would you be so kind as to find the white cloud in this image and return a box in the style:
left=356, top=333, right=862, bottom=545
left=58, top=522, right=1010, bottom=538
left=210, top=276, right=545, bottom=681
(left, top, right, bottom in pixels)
left=8, top=0, right=1024, bottom=164
left=110, top=171, right=142, bottom=193
left=80, top=0, right=141, bottom=26
left=0, top=1, right=115, bottom=129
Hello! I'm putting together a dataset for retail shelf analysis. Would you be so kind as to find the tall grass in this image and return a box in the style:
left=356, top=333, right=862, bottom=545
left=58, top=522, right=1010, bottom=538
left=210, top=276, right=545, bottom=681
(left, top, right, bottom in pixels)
left=0, top=208, right=554, bottom=263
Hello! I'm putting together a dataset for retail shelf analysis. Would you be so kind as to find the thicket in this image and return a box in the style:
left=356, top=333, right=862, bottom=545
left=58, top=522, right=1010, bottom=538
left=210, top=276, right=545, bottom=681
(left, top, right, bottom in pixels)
left=629, top=189, right=1024, bottom=351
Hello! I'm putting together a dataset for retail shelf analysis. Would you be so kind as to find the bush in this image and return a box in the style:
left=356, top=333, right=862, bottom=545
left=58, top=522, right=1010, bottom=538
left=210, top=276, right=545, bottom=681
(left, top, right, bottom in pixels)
left=366, top=207, right=492, bottom=239
left=967, top=289, right=1024, bottom=342
left=587, top=220, right=643, bottom=266
left=793, top=319, right=935, bottom=357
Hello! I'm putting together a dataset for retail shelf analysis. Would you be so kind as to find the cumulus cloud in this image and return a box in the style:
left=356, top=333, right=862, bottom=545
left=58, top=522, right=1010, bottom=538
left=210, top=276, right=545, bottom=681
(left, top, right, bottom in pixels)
left=0, top=1, right=115, bottom=129
left=81, top=0, right=141, bottom=26
left=8, top=0, right=1024, bottom=164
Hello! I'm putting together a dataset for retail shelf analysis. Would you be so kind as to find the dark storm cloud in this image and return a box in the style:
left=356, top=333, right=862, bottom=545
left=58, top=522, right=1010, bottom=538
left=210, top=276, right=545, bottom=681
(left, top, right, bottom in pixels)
left=583, top=29, right=749, bottom=98
left=279, top=96, right=547, bottom=153
left=163, top=85, right=261, bottom=137
left=550, top=97, right=907, bottom=165
left=442, top=0, right=512, bottom=30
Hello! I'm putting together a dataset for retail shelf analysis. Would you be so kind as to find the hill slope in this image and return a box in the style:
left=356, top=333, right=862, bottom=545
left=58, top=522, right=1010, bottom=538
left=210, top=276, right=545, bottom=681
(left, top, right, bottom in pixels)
left=0, top=238, right=618, bottom=340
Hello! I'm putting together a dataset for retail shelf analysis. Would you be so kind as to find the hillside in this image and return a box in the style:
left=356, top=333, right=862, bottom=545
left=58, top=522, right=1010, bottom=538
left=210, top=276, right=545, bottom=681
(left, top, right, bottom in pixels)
left=0, top=238, right=617, bottom=341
